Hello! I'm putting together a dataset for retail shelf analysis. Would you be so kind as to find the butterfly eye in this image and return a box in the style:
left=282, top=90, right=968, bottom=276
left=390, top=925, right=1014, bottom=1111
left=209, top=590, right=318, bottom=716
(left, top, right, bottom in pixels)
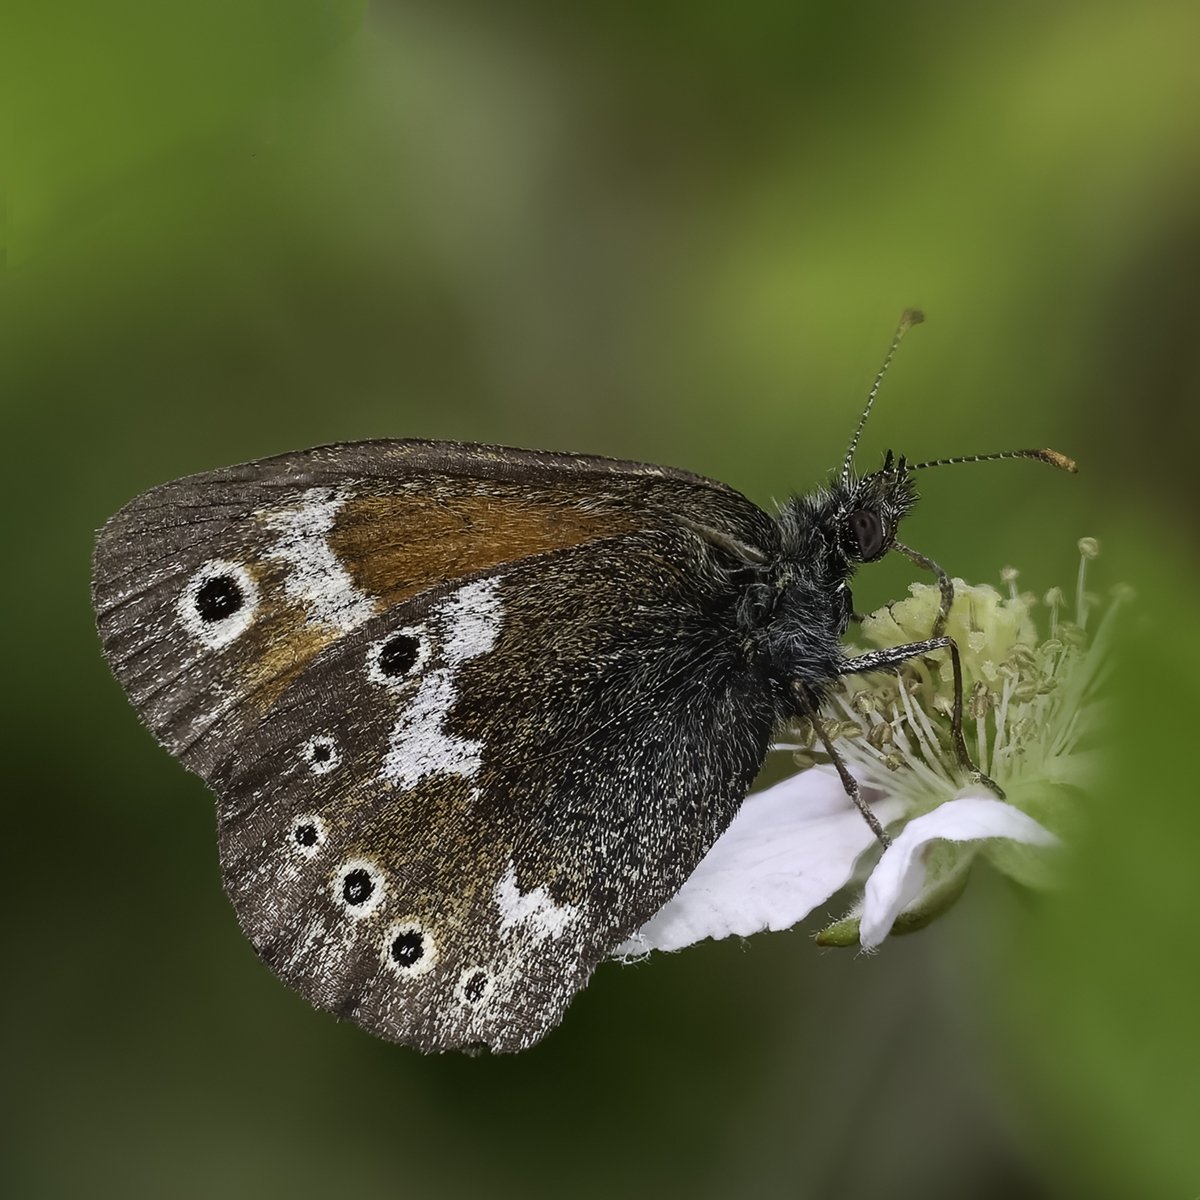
left=848, top=510, right=888, bottom=561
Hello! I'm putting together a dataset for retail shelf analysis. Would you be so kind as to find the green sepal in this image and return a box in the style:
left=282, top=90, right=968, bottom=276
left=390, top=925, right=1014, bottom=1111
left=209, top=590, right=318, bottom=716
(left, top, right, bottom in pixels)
left=888, top=850, right=974, bottom=937
left=814, top=913, right=861, bottom=948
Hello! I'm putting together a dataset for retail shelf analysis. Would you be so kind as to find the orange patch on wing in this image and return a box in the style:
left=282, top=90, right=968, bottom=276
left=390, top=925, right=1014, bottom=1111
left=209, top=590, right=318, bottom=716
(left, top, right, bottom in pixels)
left=328, top=492, right=637, bottom=606
left=239, top=603, right=343, bottom=712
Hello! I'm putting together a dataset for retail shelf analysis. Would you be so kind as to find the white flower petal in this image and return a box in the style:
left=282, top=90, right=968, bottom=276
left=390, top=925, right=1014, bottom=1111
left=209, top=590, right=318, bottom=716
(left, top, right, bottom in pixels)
left=859, top=795, right=1059, bottom=950
left=613, top=768, right=905, bottom=957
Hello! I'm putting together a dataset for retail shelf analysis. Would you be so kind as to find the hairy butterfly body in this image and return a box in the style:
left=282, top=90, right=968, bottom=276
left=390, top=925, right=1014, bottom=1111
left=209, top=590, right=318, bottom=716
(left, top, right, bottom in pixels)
left=92, top=316, right=1075, bottom=1052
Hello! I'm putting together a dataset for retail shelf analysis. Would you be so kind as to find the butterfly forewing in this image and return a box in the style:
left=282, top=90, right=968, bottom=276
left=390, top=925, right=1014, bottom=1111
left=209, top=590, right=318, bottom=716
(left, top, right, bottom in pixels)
left=92, top=439, right=771, bottom=780
left=92, top=440, right=781, bottom=1051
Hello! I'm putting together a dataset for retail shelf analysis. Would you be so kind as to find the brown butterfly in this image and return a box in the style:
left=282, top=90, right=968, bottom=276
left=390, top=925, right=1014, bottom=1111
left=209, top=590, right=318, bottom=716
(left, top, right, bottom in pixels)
left=91, top=314, right=1074, bottom=1052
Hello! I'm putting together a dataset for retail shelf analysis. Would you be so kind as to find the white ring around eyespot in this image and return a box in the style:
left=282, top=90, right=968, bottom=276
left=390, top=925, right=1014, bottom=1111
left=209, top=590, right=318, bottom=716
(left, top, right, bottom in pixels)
left=301, top=734, right=340, bottom=775
left=177, top=560, right=259, bottom=650
left=332, top=858, right=386, bottom=919
left=382, top=920, right=438, bottom=979
left=289, top=814, right=327, bottom=859
left=367, top=625, right=430, bottom=688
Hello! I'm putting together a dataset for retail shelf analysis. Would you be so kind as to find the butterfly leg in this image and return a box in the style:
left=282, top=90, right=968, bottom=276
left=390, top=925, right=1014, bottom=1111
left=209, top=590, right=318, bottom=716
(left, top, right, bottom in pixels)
left=793, top=682, right=892, bottom=847
left=840, top=636, right=1006, bottom=800
left=892, top=540, right=954, bottom=638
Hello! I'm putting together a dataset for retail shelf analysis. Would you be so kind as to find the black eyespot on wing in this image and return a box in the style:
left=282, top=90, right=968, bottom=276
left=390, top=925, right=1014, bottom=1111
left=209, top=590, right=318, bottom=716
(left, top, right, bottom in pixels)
left=343, top=869, right=374, bottom=906
left=290, top=815, right=325, bottom=857
left=390, top=930, right=425, bottom=967
left=462, top=970, right=488, bottom=1002
left=332, top=862, right=384, bottom=914
left=301, top=735, right=340, bottom=774
left=849, top=509, right=887, bottom=561
left=195, top=575, right=243, bottom=622
left=377, top=633, right=420, bottom=677
left=383, top=923, right=437, bottom=978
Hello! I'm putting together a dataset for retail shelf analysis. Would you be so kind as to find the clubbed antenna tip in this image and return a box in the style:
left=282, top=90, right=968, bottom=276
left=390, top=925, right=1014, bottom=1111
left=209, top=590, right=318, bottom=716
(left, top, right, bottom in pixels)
left=1040, top=448, right=1079, bottom=474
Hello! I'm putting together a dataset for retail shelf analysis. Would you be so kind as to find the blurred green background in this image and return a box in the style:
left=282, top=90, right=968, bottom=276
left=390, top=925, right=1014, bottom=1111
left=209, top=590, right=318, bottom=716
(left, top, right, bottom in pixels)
left=3, top=2, right=1199, bottom=1197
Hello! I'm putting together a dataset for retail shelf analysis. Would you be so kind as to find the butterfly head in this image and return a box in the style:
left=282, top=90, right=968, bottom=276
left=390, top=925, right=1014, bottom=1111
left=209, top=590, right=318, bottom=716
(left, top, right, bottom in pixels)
left=834, top=450, right=917, bottom=565
left=827, top=310, right=1076, bottom=568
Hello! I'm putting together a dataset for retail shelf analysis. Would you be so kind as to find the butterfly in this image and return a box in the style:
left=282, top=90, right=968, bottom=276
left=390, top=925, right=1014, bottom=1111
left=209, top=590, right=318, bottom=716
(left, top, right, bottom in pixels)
left=91, top=312, right=1075, bottom=1053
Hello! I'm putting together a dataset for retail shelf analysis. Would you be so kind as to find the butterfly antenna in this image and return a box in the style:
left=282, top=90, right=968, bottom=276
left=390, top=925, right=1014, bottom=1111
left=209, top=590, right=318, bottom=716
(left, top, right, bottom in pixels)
left=908, top=447, right=1078, bottom=473
left=841, top=308, right=925, bottom=488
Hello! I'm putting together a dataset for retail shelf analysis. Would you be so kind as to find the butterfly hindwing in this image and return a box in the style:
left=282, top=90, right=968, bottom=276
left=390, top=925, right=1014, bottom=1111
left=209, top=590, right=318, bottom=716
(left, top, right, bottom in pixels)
left=210, top=523, right=778, bottom=1052
left=92, top=439, right=774, bottom=781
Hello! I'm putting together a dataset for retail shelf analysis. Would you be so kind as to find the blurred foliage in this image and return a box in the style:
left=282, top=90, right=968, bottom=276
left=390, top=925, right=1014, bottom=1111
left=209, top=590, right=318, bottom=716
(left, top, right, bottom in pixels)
left=2, top=2, right=1198, bottom=1198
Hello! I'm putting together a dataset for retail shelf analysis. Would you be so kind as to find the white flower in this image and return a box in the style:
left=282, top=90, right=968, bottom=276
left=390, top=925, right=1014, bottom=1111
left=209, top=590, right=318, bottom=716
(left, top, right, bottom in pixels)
left=614, top=768, right=905, bottom=957
left=615, top=540, right=1120, bottom=958
left=858, top=793, right=1059, bottom=949
left=614, top=777, right=1058, bottom=958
